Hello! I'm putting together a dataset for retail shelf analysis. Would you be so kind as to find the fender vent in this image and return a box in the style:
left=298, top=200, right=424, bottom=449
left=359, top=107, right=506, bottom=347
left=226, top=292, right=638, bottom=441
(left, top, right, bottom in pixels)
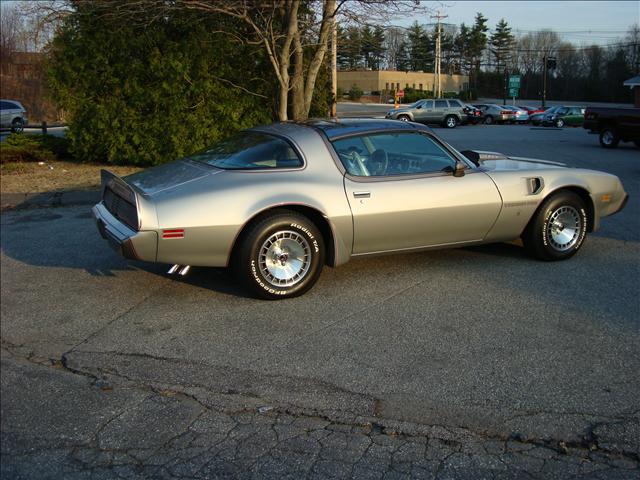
left=527, top=177, right=544, bottom=195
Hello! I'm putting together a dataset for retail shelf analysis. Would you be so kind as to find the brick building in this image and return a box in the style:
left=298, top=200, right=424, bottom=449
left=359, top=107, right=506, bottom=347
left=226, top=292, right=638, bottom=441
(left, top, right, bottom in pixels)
left=337, top=70, right=469, bottom=94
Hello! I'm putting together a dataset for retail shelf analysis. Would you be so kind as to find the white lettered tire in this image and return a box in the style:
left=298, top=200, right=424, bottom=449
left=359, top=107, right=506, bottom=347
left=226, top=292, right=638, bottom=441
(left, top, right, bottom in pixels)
left=522, top=191, right=588, bottom=261
left=233, top=210, right=324, bottom=299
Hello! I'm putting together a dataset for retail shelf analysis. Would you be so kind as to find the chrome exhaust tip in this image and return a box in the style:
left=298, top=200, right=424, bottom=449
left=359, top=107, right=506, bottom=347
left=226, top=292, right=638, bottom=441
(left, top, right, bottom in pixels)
left=178, top=265, right=190, bottom=276
left=167, top=264, right=180, bottom=274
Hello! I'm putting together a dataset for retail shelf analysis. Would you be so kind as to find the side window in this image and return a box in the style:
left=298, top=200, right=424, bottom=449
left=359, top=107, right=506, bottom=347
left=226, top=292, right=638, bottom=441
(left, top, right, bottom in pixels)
left=447, top=100, right=462, bottom=108
left=187, top=132, right=302, bottom=170
left=423, top=100, right=433, bottom=109
left=0, top=101, right=12, bottom=110
left=434, top=100, right=448, bottom=109
left=557, top=107, right=568, bottom=115
left=332, top=132, right=457, bottom=177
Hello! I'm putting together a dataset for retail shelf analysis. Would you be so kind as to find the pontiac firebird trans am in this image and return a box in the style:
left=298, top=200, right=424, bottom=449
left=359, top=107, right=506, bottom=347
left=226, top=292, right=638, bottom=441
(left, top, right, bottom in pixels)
left=93, top=119, right=628, bottom=299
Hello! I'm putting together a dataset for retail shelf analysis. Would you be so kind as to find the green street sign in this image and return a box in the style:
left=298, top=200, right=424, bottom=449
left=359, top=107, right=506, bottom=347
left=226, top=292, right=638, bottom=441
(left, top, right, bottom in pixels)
left=509, top=87, right=519, bottom=98
left=508, top=75, right=521, bottom=88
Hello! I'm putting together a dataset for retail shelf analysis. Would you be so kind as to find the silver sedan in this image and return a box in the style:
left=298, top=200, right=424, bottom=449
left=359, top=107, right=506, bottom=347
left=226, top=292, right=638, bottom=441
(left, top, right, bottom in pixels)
left=93, top=119, right=628, bottom=299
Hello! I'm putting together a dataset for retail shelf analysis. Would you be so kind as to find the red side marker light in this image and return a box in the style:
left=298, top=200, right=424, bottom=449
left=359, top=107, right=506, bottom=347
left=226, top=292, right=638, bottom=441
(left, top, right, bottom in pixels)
left=163, top=229, right=184, bottom=239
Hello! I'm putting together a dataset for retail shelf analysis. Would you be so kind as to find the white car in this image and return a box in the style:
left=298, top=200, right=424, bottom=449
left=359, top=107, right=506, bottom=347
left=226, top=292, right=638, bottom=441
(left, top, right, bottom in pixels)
left=505, top=106, right=530, bottom=124
left=0, top=99, right=27, bottom=133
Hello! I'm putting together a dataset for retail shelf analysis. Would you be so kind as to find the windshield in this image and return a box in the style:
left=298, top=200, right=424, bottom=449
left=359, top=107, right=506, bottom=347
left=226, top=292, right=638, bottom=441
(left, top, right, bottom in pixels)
left=186, top=132, right=302, bottom=170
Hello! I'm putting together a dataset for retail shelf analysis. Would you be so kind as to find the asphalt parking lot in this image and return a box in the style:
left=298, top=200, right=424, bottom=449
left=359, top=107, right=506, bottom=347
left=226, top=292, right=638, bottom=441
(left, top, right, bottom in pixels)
left=1, top=124, right=639, bottom=479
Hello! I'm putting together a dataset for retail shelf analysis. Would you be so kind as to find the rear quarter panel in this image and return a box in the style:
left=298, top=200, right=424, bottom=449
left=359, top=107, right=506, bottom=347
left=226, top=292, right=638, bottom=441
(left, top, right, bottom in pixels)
left=151, top=127, right=353, bottom=267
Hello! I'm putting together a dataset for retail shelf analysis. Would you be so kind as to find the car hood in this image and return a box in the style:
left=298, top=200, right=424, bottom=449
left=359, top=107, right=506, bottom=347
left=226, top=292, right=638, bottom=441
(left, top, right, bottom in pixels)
left=124, top=159, right=221, bottom=196
left=480, top=156, right=566, bottom=171
left=461, top=151, right=566, bottom=171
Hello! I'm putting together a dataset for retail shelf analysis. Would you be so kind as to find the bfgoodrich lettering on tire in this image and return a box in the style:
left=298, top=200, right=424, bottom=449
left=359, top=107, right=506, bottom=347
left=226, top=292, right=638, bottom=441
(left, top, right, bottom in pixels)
left=233, top=210, right=324, bottom=299
left=522, top=191, right=588, bottom=261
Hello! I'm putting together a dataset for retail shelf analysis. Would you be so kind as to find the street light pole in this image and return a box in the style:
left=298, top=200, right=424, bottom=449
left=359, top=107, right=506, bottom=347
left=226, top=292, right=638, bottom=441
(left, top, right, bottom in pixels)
left=431, top=11, right=447, bottom=98
left=503, top=67, right=508, bottom=106
left=542, top=53, right=548, bottom=108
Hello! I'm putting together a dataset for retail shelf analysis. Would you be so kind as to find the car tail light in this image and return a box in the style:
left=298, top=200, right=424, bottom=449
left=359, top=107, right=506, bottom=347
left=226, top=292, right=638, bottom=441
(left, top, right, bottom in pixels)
left=501, top=111, right=510, bottom=115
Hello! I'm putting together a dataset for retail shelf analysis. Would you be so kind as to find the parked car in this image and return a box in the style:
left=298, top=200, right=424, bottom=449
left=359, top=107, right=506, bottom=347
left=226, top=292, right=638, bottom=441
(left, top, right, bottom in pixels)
left=530, top=106, right=559, bottom=126
left=0, top=99, right=27, bottom=133
left=504, top=105, right=530, bottom=123
left=386, top=99, right=465, bottom=128
left=473, top=104, right=516, bottom=124
left=93, top=119, right=628, bottom=299
left=542, top=106, right=585, bottom=128
left=518, top=105, right=546, bottom=115
left=583, top=107, right=640, bottom=148
left=462, top=104, right=483, bottom=125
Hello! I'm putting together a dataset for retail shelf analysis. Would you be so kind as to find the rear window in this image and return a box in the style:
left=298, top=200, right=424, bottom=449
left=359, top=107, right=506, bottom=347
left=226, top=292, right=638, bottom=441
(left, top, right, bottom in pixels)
left=187, top=132, right=302, bottom=170
left=447, top=100, right=463, bottom=107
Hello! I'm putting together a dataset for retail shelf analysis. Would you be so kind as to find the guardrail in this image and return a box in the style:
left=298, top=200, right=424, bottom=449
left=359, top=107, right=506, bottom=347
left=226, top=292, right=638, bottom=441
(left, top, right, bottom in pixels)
left=1, top=122, right=67, bottom=135
left=23, top=122, right=66, bottom=134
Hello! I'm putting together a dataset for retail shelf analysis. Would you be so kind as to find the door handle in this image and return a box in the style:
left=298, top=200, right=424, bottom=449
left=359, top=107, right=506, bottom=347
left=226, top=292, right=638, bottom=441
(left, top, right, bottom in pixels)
left=353, top=191, right=371, bottom=199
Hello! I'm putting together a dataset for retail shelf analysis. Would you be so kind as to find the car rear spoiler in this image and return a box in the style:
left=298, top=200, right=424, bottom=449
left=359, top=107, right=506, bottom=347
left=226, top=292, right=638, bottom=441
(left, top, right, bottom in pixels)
left=100, top=169, right=143, bottom=201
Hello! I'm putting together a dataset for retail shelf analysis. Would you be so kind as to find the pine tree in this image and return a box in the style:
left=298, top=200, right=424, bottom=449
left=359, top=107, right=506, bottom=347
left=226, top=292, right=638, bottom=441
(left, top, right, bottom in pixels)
left=396, top=40, right=410, bottom=72
left=469, top=13, right=489, bottom=86
left=407, top=22, right=431, bottom=71
left=490, top=19, right=514, bottom=72
left=371, top=25, right=386, bottom=70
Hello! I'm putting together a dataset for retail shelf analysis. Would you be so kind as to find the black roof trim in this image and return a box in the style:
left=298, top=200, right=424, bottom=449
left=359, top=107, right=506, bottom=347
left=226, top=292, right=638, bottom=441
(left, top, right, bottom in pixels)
left=300, top=118, right=433, bottom=140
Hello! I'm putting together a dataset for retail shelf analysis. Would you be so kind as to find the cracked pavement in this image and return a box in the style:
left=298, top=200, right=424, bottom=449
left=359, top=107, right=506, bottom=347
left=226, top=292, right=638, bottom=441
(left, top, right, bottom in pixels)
left=1, top=126, right=639, bottom=479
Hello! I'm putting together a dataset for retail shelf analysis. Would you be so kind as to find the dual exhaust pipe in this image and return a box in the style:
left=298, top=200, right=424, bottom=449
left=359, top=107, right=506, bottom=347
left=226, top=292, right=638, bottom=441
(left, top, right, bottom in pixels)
left=167, top=264, right=190, bottom=276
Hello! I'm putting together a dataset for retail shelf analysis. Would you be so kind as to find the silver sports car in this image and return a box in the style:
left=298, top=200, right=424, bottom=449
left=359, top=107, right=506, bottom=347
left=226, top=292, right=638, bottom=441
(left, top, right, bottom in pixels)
left=93, top=119, right=628, bottom=299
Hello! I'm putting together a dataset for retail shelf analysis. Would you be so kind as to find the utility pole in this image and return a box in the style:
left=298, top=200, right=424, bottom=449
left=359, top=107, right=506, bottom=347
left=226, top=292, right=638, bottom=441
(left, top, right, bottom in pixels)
left=431, top=10, right=447, bottom=98
left=330, top=2, right=338, bottom=118
left=542, top=53, right=548, bottom=108
left=503, top=67, right=508, bottom=105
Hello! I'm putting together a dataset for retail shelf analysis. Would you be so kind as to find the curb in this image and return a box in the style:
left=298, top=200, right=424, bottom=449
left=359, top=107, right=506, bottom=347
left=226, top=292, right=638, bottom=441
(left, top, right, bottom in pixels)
left=0, top=189, right=100, bottom=212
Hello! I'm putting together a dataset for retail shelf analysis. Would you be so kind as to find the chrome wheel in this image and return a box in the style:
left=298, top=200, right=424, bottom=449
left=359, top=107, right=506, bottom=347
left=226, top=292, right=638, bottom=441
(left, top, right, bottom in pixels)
left=446, top=116, right=457, bottom=128
left=601, top=130, right=614, bottom=145
left=398, top=115, right=409, bottom=122
left=547, top=206, right=582, bottom=252
left=259, top=230, right=311, bottom=287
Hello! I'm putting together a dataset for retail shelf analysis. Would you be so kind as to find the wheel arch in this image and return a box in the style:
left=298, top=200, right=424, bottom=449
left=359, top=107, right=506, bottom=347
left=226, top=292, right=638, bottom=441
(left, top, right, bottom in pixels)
left=525, top=186, right=595, bottom=234
left=229, top=204, right=338, bottom=267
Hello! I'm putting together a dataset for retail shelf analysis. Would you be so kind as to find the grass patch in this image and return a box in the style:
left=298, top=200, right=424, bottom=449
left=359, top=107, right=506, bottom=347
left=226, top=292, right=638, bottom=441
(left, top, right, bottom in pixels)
left=1, top=160, right=142, bottom=194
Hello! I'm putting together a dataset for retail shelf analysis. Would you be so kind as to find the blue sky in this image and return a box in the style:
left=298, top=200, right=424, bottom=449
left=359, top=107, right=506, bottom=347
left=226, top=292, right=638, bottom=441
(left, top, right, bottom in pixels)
left=396, top=1, right=639, bottom=43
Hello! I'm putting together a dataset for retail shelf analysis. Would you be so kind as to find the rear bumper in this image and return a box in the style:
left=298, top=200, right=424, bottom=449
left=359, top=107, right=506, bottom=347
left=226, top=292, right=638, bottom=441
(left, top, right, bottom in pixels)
left=92, top=202, right=157, bottom=261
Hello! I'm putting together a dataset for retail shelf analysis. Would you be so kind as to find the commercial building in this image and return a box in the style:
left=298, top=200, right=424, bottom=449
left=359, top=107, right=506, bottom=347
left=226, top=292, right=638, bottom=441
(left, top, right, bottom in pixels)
left=337, top=70, right=469, bottom=94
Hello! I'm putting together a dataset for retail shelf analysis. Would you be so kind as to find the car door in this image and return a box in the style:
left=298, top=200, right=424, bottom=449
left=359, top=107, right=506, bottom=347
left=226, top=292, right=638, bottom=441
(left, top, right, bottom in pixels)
left=411, top=100, right=428, bottom=122
left=566, top=107, right=583, bottom=126
left=333, top=131, right=503, bottom=254
left=432, top=99, right=449, bottom=123
left=414, top=100, right=433, bottom=122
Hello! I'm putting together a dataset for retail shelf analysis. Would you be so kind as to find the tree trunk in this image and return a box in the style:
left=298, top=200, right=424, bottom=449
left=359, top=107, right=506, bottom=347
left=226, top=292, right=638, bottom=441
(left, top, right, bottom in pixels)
left=301, top=0, right=335, bottom=118
left=291, top=31, right=306, bottom=121
left=273, top=0, right=300, bottom=121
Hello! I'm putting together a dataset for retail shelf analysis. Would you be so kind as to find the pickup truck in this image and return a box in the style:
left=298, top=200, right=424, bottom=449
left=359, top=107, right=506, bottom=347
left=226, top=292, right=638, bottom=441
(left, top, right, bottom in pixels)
left=583, top=107, right=640, bottom=148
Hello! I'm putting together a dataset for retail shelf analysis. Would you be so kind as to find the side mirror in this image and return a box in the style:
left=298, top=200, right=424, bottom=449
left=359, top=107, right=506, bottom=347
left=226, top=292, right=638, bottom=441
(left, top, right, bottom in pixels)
left=416, top=105, right=422, bottom=109
left=453, top=161, right=465, bottom=177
